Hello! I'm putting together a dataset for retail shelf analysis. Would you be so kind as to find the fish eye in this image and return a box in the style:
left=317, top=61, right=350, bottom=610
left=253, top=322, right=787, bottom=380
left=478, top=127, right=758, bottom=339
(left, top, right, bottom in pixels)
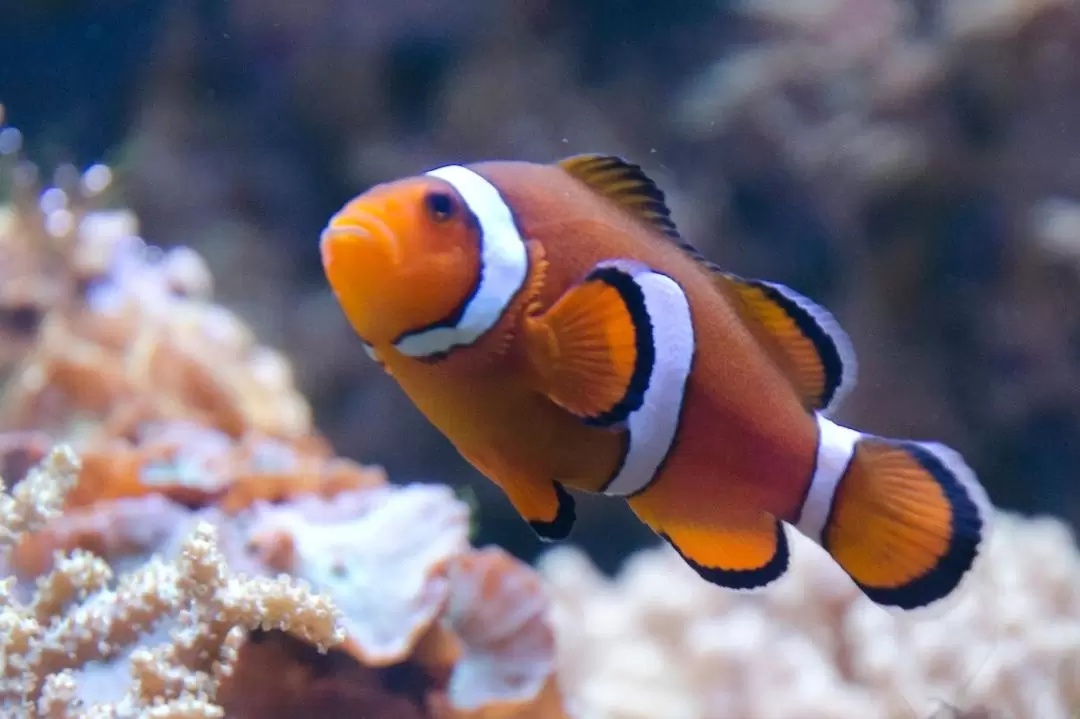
left=424, top=191, right=456, bottom=223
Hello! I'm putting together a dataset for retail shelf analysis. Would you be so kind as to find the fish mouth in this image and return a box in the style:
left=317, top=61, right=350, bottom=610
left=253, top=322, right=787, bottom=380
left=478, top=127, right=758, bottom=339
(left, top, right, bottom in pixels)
left=319, top=205, right=407, bottom=343
left=320, top=207, right=403, bottom=273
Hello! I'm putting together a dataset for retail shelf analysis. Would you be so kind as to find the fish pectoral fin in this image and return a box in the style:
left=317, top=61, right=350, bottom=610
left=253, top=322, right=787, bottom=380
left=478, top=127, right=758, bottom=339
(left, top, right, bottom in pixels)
left=523, top=262, right=654, bottom=427
left=640, top=510, right=791, bottom=591
left=715, top=273, right=857, bottom=415
left=555, top=154, right=682, bottom=239
left=502, top=477, right=577, bottom=542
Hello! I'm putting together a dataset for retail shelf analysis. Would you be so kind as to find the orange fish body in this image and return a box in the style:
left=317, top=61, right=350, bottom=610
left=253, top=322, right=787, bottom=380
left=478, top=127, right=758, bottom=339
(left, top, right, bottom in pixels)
left=321, top=154, right=992, bottom=610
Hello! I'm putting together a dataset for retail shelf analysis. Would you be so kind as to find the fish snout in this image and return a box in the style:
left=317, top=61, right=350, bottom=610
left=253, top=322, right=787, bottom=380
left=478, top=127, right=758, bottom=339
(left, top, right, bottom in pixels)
left=319, top=206, right=413, bottom=343
left=320, top=209, right=404, bottom=282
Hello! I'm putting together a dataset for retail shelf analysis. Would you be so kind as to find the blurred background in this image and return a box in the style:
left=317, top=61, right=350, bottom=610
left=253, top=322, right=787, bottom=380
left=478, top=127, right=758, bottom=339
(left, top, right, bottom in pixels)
left=3, top=0, right=1079, bottom=573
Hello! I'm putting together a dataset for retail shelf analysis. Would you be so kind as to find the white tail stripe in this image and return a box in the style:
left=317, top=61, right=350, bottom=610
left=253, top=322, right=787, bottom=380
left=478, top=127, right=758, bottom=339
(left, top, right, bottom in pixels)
left=797, top=414, right=861, bottom=544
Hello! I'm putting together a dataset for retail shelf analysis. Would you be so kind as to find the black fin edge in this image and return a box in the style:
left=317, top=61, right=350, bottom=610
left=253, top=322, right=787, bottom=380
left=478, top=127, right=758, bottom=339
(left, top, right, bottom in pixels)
left=560, top=154, right=755, bottom=308
left=578, top=265, right=655, bottom=428
left=527, top=482, right=577, bottom=542
left=825, top=440, right=984, bottom=610
left=743, top=277, right=846, bottom=412
left=559, top=153, right=682, bottom=239
left=661, top=520, right=790, bottom=591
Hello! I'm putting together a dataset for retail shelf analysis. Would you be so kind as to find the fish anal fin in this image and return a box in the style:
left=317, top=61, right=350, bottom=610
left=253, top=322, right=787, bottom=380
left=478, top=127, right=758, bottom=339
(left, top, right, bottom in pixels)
left=524, top=261, right=652, bottom=427
left=814, top=430, right=992, bottom=611
left=650, top=512, right=791, bottom=591
left=719, top=274, right=856, bottom=414
left=556, top=154, right=682, bottom=240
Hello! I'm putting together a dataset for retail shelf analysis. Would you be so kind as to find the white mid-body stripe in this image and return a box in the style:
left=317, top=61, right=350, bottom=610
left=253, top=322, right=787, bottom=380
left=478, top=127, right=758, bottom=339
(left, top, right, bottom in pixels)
left=393, top=164, right=529, bottom=358
left=796, top=414, right=862, bottom=543
left=601, top=268, right=695, bottom=498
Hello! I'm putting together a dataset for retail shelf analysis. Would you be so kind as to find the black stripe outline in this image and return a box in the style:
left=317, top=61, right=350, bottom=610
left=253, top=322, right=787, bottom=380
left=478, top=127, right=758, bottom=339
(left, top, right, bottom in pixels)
left=391, top=199, right=484, bottom=360
left=579, top=265, right=655, bottom=428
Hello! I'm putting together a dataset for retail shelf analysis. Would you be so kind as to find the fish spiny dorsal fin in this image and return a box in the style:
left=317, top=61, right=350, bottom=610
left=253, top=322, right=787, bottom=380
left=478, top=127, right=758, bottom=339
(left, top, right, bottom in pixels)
left=556, top=154, right=683, bottom=240
left=555, top=153, right=724, bottom=270
left=713, top=273, right=858, bottom=415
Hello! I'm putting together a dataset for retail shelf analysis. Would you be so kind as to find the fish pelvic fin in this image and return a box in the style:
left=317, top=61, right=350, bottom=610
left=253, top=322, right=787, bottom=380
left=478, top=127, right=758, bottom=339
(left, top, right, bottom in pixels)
left=465, top=447, right=578, bottom=543
left=501, top=476, right=577, bottom=542
left=716, top=274, right=857, bottom=415
left=796, top=414, right=993, bottom=612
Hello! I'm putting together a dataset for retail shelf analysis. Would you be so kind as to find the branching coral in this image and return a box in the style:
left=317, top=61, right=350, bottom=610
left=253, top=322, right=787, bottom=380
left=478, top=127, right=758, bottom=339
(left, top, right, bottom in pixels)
left=2, top=481, right=567, bottom=718
left=228, top=486, right=567, bottom=718
left=0, top=405, right=563, bottom=718
left=0, top=125, right=567, bottom=717
left=0, top=139, right=387, bottom=577
left=0, top=445, right=346, bottom=719
left=0, top=432, right=565, bottom=711
left=540, top=511, right=1080, bottom=719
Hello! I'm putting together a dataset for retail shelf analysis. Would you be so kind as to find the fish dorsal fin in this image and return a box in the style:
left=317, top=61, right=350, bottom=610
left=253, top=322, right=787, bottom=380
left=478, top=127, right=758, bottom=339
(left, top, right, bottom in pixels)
left=715, top=273, right=858, bottom=415
left=556, top=154, right=682, bottom=240
left=555, top=154, right=857, bottom=414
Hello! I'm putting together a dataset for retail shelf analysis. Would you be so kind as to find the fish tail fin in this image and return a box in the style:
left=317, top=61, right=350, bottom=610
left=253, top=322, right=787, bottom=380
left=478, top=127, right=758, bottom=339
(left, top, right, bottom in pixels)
left=797, top=415, right=993, bottom=611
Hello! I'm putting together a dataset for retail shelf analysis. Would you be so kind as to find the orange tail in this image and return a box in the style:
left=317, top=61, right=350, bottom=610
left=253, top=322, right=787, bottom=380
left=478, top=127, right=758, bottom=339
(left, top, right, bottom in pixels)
left=797, top=416, right=992, bottom=611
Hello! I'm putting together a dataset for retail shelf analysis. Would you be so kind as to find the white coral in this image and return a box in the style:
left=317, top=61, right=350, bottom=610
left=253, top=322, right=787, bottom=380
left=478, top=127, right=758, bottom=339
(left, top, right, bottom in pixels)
left=540, top=511, right=1080, bottom=719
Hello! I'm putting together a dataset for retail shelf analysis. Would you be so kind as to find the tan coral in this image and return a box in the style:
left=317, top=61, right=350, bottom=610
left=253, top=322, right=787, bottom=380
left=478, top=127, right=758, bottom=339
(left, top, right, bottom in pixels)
left=0, top=150, right=312, bottom=442
left=0, top=445, right=346, bottom=719
left=243, top=484, right=473, bottom=667
left=0, top=421, right=386, bottom=579
left=9, top=494, right=197, bottom=583
left=68, top=421, right=384, bottom=513
left=236, top=487, right=569, bottom=718
left=437, top=547, right=567, bottom=719
left=0, top=337, right=570, bottom=717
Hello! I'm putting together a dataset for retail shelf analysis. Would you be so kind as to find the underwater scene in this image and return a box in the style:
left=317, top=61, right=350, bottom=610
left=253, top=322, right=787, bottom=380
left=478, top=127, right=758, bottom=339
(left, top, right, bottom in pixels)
left=1, top=1, right=1079, bottom=717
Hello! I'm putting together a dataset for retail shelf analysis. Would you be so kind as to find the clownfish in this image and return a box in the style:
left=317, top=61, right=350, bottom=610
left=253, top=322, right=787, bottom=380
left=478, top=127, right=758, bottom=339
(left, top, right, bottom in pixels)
left=320, top=154, right=993, bottom=611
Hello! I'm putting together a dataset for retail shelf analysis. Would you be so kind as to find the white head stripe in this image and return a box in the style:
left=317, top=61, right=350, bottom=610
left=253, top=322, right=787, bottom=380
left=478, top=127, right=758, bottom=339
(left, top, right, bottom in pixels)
left=796, top=414, right=862, bottom=544
left=393, top=165, right=529, bottom=358
left=602, top=270, right=695, bottom=498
